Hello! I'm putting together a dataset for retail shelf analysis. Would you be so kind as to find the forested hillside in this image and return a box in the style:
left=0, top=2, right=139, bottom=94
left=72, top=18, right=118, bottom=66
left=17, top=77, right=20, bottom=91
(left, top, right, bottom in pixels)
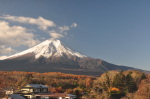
left=0, top=71, right=149, bottom=99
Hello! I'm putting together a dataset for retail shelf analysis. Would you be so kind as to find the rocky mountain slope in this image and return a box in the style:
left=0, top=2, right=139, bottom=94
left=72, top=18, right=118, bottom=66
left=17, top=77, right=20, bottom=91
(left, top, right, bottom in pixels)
left=0, top=39, right=145, bottom=75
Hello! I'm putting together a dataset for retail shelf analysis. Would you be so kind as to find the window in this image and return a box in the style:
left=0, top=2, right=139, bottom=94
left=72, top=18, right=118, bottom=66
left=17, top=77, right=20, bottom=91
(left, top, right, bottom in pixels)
left=36, top=96, right=41, bottom=99
left=29, top=89, right=33, bottom=92
left=43, top=88, right=48, bottom=92
left=33, top=89, right=40, bottom=92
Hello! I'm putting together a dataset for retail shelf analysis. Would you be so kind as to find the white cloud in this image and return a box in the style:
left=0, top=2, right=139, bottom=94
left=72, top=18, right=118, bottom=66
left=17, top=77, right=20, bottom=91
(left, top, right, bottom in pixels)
left=0, top=46, right=15, bottom=54
left=0, top=15, right=78, bottom=40
left=71, top=23, right=77, bottom=28
left=0, top=21, right=39, bottom=48
left=0, top=15, right=78, bottom=56
left=0, top=15, right=56, bottom=30
left=50, top=32, right=64, bottom=39
left=49, top=23, right=77, bottom=39
left=59, top=26, right=70, bottom=32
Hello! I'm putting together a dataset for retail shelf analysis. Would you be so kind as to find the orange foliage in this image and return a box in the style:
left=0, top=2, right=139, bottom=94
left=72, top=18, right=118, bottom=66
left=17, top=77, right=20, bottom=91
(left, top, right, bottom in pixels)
left=85, top=78, right=92, bottom=88
left=109, top=87, right=120, bottom=92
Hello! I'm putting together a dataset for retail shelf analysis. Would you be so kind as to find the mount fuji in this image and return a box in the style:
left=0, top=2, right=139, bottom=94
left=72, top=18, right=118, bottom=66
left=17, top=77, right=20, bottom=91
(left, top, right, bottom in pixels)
left=1, top=39, right=86, bottom=60
left=0, top=39, right=144, bottom=75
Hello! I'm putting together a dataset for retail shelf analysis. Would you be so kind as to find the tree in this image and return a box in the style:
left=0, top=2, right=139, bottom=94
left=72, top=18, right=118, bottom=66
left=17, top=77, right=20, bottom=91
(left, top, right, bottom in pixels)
left=86, top=77, right=92, bottom=88
left=111, top=72, right=126, bottom=99
left=125, top=73, right=137, bottom=93
left=134, top=77, right=150, bottom=99
left=112, top=72, right=126, bottom=90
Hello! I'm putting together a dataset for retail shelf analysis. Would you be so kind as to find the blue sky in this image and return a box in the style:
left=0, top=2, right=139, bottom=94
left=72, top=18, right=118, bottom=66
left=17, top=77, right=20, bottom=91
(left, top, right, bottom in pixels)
left=0, top=0, right=150, bottom=70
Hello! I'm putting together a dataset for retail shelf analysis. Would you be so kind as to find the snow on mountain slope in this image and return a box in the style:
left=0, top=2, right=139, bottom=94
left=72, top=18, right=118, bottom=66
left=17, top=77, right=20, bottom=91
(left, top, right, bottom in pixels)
left=0, top=39, right=87, bottom=60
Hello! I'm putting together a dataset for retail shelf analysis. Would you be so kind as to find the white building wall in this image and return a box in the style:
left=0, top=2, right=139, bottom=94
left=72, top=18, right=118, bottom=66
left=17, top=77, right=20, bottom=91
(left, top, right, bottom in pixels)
left=59, top=97, right=62, bottom=99
left=21, top=88, right=30, bottom=92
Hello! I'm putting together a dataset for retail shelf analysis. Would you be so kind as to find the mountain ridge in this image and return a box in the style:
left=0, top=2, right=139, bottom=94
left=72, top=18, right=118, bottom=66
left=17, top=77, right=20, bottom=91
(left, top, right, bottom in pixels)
left=0, top=39, right=148, bottom=75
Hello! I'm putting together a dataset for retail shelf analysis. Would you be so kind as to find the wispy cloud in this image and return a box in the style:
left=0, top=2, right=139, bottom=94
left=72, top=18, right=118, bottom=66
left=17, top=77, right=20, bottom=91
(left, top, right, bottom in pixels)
left=50, top=32, right=64, bottom=39
left=59, top=26, right=70, bottom=32
left=0, top=46, right=15, bottom=55
left=50, top=23, right=77, bottom=39
left=71, top=23, right=77, bottom=28
left=0, top=15, right=56, bottom=30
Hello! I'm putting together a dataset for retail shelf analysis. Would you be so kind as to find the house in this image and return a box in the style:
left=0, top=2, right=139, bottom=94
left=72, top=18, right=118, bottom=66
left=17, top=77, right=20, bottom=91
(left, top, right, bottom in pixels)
left=16, top=84, right=49, bottom=99
left=21, top=84, right=49, bottom=93
left=15, top=84, right=76, bottom=99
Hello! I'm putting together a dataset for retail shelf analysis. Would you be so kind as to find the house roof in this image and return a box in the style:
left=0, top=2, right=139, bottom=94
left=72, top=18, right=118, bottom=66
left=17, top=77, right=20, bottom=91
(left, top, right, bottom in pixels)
left=22, top=84, right=49, bottom=89
left=9, top=94, right=26, bottom=99
left=67, top=94, right=77, bottom=97
left=35, top=93, right=76, bottom=98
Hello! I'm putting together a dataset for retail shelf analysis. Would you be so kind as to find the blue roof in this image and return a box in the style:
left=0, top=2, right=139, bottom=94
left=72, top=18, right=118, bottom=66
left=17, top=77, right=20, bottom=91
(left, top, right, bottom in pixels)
left=9, top=94, right=25, bottom=99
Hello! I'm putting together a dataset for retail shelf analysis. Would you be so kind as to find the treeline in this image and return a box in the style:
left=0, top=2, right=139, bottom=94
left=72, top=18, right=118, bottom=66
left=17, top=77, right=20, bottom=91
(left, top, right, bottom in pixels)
left=0, top=70, right=149, bottom=99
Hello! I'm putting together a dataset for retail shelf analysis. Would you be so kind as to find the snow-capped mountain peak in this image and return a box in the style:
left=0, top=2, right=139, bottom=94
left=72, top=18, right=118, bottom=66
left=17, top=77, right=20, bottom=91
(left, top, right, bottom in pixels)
left=0, top=40, right=145, bottom=76
left=1, top=39, right=86, bottom=60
